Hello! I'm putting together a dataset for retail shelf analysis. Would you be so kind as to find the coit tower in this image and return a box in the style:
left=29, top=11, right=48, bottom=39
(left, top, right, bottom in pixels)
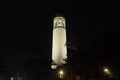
left=52, top=16, right=67, bottom=69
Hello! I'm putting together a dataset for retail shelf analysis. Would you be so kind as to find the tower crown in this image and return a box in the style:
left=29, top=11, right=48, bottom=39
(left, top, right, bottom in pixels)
left=53, top=17, right=66, bottom=29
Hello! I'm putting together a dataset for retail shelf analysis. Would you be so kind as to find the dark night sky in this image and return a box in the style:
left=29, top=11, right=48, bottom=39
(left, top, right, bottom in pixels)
left=1, top=0, right=120, bottom=69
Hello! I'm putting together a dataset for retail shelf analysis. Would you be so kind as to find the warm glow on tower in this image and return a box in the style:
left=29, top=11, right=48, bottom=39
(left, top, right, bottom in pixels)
left=52, top=16, right=67, bottom=69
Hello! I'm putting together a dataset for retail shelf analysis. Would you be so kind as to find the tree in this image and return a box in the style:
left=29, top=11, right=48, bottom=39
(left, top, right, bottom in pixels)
left=24, top=56, right=52, bottom=80
left=65, top=38, right=97, bottom=79
left=0, top=76, right=3, bottom=80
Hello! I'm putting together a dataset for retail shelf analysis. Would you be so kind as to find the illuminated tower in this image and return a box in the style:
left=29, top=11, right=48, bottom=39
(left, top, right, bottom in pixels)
left=52, top=16, right=67, bottom=69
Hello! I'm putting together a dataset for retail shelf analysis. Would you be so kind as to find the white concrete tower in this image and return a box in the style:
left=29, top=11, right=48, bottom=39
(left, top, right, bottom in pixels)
left=52, top=16, right=67, bottom=69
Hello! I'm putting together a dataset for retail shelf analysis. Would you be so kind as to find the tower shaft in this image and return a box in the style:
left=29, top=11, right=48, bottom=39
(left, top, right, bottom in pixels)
left=52, top=16, right=67, bottom=69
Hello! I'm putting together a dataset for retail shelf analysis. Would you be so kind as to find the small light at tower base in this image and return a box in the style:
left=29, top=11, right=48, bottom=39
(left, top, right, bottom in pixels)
left=104, top=68, right=111, bottom=74
left=10, top=77, right=14, bottom=80
left=59, top=70, right=64, bottom=79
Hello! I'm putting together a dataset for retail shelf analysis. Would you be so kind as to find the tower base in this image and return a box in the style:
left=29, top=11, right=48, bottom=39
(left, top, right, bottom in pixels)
left=51, top=64, right=57, bottom=69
